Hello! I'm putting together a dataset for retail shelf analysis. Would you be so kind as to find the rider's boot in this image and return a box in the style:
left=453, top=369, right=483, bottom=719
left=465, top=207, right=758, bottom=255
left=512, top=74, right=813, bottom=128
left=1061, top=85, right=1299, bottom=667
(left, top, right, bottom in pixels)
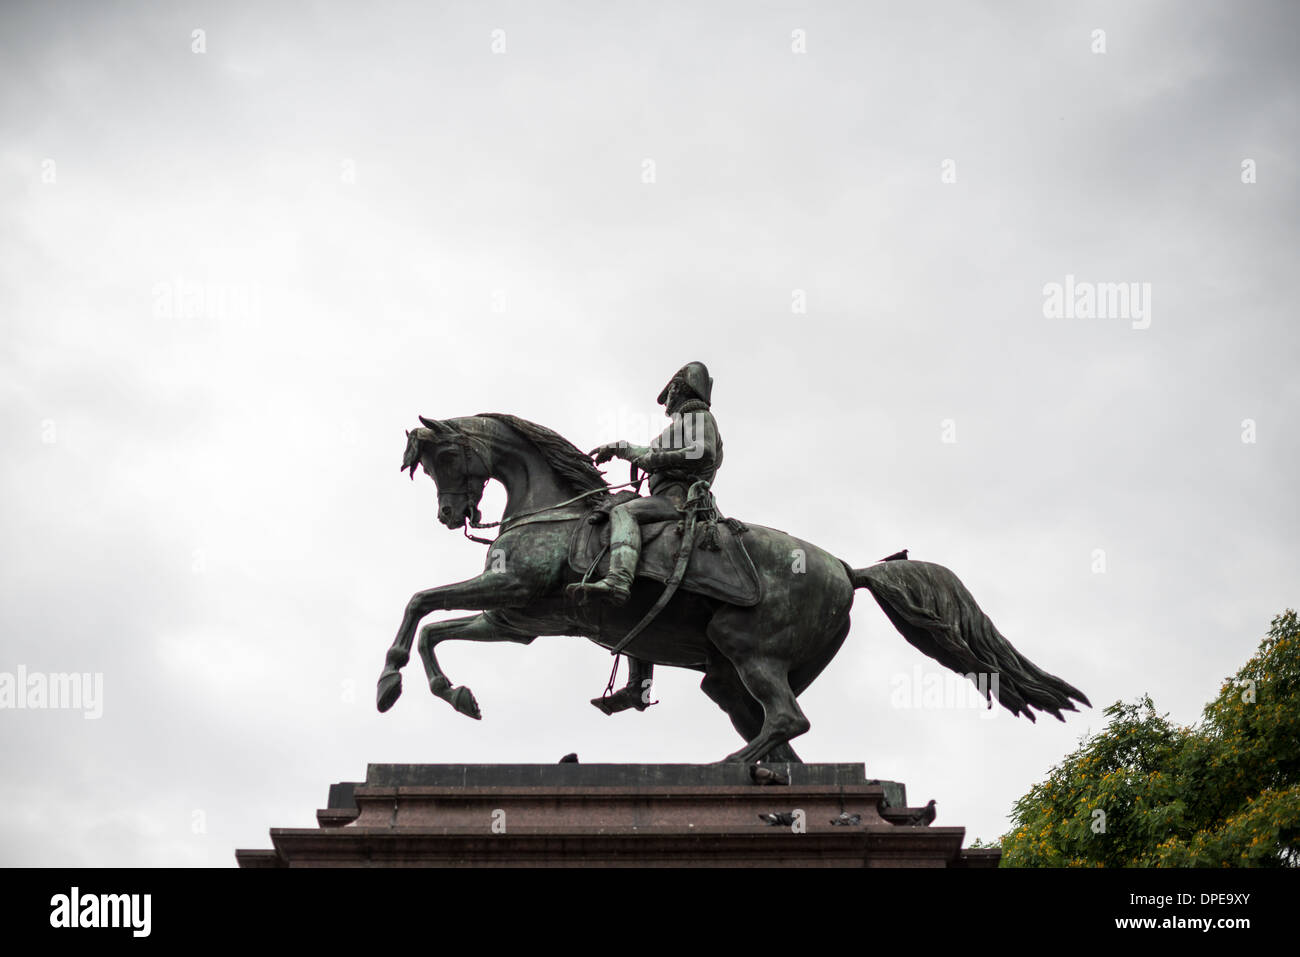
left=592, top=658, right=655, bottom=714
left=568, top=508, right=638, bottom=605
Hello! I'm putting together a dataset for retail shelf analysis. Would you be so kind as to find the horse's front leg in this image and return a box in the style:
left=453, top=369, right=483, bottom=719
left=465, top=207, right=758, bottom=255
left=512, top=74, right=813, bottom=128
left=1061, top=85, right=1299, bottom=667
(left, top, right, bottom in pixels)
left=377, top=572, right=533, bottom=712
left=416, top=613, right=537, bottom=719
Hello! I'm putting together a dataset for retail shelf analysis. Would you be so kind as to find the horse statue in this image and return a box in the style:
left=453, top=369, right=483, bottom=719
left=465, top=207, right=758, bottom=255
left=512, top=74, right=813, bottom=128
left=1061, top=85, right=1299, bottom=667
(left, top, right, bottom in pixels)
left=376, top=412, right=1089, bottom=764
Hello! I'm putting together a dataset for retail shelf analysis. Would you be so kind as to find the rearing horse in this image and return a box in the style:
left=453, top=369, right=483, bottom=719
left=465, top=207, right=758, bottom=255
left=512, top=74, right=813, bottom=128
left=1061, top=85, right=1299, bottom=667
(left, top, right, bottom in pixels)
left=376, top=413, right=1089, bottom=763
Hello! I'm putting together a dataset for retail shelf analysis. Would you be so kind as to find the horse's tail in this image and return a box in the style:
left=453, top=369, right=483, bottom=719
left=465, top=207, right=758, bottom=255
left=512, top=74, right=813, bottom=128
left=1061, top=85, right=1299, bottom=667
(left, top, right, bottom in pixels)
left=845, top=559, right=1090, bottom=722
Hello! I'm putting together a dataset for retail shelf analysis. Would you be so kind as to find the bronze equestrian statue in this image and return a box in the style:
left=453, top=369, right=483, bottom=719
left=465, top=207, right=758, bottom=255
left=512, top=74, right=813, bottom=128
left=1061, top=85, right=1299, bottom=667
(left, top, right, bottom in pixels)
left=376, top=363, right=1089, bottom=764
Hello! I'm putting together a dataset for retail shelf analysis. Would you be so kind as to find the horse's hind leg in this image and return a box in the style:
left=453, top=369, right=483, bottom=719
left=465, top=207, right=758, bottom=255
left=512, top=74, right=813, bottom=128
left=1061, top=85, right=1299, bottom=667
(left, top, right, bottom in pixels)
left=416, top=613, right=536, bottom=720
left=700, top=651, right=803, bottom=763
left=707, top=617, right=810, bottom=764
left=790, top=613, right=852, bottom=697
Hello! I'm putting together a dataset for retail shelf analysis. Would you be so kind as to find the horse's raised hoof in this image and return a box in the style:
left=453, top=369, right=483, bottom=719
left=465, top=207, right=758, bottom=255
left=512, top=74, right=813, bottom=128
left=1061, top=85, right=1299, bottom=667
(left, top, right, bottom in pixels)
left=428, top=677, right=480, bottom=719
left=376, top=672, right=402, bottom=712
left=451, top=685, right=481, bottom=720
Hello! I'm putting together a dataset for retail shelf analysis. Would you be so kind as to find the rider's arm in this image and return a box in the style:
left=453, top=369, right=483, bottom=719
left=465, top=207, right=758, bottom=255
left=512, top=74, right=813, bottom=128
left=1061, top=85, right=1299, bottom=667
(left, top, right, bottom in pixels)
left=636, top=411, right=718, bottom=470
left=592, top=441, right=649, bottom=464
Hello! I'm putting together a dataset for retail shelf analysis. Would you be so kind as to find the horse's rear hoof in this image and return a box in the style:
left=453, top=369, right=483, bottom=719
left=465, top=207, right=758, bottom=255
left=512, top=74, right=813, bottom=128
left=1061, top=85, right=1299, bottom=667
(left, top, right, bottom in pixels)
left=376, top=673, right=402, bottom=712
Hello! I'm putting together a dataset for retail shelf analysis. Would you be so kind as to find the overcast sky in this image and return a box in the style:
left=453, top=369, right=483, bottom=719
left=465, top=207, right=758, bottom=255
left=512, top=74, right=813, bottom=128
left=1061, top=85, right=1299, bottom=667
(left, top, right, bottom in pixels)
left=2, top=0, right=1296, bottom=866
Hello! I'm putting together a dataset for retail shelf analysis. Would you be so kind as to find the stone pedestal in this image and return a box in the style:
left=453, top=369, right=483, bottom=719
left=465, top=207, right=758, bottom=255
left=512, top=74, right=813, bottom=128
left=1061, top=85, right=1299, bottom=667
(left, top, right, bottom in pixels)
left=236, top=763, right=1000, bottom=868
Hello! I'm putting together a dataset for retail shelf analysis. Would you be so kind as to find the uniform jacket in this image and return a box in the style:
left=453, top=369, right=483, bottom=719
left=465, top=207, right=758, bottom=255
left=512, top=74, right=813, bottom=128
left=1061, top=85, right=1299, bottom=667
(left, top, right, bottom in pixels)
left=637, top=399, right=723, bottom=494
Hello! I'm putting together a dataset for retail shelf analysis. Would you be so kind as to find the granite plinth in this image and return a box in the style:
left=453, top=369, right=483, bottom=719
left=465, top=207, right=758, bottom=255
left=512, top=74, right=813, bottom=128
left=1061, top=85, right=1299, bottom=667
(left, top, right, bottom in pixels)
left=236, top=763, right=999, bottom=868
left=364, top=761, right=875, bottom=788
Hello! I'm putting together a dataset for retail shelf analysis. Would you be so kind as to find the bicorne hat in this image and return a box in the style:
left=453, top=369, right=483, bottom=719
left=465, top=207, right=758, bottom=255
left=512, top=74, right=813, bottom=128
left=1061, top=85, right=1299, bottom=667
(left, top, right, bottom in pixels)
left=657, top=361, right=713, bottom=407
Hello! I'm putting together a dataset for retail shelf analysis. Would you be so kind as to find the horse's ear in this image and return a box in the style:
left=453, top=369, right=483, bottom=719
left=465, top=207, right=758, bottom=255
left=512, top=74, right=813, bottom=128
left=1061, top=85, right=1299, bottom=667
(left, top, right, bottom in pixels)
left=402, top=429, right=422, bottom=478
left=419, top=416, right=456, bottom=439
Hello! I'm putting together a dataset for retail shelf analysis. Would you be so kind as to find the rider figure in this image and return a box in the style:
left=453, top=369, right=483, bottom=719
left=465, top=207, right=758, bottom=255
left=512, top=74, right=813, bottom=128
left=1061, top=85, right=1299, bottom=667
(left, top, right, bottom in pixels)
left=575, top=361, right=723, bottom=714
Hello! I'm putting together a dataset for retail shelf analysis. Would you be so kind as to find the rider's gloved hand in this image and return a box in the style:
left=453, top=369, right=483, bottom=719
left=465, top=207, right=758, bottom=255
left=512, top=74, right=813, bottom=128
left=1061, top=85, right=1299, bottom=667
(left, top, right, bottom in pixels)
left=590, top=442, right=624, bottom=465
left=591, top=442, right=649, bottom=465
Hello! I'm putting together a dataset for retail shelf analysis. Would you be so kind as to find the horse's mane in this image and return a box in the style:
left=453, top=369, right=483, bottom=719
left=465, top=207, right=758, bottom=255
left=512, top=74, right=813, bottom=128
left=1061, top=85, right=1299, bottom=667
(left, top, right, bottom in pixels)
left=475, top=413, right=609, bottom=494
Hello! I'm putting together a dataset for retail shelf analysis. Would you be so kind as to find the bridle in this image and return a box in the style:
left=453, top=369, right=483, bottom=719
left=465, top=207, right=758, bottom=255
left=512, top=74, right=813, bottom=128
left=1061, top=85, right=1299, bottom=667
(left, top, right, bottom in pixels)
left=429, top=432, right=493, bottom=543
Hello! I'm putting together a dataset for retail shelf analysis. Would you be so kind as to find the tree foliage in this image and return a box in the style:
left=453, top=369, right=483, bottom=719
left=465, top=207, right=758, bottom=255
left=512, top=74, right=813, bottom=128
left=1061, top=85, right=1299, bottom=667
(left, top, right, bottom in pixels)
left=1000, top=609, right=1300, bottom=866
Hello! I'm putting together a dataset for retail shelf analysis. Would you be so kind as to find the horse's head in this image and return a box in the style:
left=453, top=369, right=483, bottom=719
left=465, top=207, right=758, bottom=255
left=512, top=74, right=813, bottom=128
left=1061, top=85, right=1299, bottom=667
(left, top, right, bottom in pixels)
left=402, top=417, right=490, bottom=530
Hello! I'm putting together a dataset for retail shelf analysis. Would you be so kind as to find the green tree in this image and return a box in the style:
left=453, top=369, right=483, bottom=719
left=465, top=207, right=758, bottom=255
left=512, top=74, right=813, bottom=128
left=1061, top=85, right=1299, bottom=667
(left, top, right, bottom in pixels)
left=1000, top=609, right=1300, bottom=866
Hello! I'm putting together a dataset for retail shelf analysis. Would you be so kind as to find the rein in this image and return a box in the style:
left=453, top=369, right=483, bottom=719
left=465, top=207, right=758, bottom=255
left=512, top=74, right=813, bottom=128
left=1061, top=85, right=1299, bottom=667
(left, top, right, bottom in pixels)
left=447, top=438, right=694, bottom=681
left=460, top=466, right=646, bottom=546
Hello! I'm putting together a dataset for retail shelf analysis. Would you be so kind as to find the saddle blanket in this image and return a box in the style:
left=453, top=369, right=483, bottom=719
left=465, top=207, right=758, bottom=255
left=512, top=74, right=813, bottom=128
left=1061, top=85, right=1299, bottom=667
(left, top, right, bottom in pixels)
left=567, top=515, right=761, bottom=606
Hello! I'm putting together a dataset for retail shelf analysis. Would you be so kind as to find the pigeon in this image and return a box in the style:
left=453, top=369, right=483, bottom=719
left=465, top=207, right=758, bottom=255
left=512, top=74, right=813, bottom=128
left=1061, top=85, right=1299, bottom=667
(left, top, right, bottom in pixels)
left=830, top=812, right=862, bottom=826
left=908, top=800, right=937, bottom=826
left=749, top=764, right=789, bottom=786
left=758, top=812, right=798, bottom=827
left=559, top=753, right=579, bottom=763
left=879, top=549, right=909, bottom=562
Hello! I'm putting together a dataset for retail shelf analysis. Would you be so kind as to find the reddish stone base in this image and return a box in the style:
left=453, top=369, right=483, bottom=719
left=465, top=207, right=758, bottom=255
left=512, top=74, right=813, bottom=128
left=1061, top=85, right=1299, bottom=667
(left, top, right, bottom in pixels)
left=236, top=763, right=1000, bottom=868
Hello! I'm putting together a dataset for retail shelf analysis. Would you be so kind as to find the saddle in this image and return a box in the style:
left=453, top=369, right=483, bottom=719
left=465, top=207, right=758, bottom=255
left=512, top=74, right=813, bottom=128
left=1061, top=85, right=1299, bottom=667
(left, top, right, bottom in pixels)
left=567, top=493, right=761, bottom=606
